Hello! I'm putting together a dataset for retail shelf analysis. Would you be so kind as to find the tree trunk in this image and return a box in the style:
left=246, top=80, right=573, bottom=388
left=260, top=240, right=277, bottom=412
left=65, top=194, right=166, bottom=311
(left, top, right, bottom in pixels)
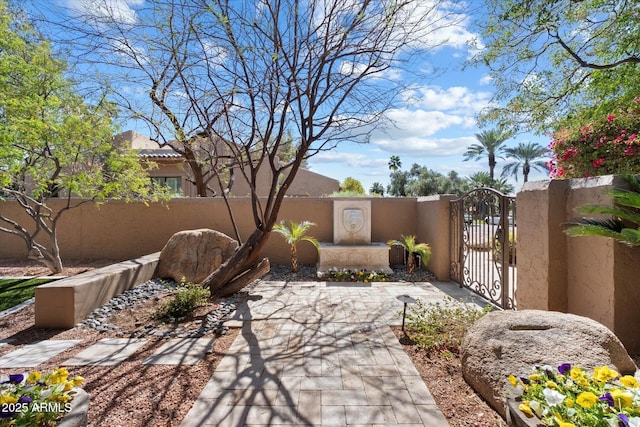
left=290, top=244, right=298, bottom=273
left=215, top=258, right=270, bottom=297
left=407, top=253, right=415, bottom=274
left=200, top=228, right=270, bottom=296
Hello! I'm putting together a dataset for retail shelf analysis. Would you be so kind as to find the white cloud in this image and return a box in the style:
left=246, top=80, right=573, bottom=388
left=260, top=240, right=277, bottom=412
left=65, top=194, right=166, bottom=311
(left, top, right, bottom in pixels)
left=63, top=0, right=142, bottom=25
left=401, top=85, right=491, bottom=113
left=372, top=135, right=477, bottom=157
left=396, top=1, right=481, bottom=53
left=479, top=74, right=493, bottom=86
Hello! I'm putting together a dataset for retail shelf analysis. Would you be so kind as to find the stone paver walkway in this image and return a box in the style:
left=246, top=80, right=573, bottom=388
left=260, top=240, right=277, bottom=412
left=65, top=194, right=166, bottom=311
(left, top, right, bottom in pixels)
left=0, top=339, right=81, bottom=368
left=64, top=338, right=147, bottom=366
left=181, top=280, right=484, bottom=426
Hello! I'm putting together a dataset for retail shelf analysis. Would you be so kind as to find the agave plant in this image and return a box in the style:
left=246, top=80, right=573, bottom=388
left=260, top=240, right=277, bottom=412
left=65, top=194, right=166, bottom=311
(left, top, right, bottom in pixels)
left=272, top=220, right=320, bottom=273
left=565, top=175, right=640, bottom=247
left=387, top=235, right=431, bottom=274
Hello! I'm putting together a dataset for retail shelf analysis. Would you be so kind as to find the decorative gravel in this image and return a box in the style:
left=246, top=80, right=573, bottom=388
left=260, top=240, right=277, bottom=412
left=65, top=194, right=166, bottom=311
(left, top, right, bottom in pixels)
left=77, top=278, right=240, bottom=338
left=62, top=264, right=437, bottom=337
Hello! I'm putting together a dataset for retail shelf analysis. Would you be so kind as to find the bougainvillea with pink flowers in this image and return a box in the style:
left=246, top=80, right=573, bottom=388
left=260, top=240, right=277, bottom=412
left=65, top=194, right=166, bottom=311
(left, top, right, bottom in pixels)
left=548, top=99, right=640, bottom=179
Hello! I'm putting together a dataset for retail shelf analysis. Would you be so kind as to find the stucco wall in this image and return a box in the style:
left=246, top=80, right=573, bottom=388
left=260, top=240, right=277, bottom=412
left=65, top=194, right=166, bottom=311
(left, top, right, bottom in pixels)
left=416, top=195, right=456, bottom=280
left=0, top=197, right=430, bottom=267
left=517, top=175, right=640, bottom=353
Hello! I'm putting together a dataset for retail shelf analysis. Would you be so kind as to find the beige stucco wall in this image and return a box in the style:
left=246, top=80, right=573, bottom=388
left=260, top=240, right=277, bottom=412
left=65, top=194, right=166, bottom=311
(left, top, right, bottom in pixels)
left=516, top=180, right=569, bottom=312
left=417, top=195, right=456, bottom=280
left=0, top=197, right=428, bottom=267
left=517, top=175, right=640, bottom=353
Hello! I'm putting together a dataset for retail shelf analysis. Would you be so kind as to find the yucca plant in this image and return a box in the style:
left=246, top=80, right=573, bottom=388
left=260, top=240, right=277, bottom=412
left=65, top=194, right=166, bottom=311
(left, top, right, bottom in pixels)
left=565, top=175, right=640, bottom=246
left=272, top=220, right=320, bottom=273
left=387, top=234, right=431, bottom=274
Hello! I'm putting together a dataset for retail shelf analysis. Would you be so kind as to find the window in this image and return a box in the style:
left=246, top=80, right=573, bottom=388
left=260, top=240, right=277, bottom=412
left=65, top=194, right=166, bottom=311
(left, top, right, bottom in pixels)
left=151, top=177, right=182, bottom=196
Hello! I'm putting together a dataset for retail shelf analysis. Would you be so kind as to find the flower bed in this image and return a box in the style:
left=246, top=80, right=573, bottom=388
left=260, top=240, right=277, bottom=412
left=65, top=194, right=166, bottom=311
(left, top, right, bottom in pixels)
left=507, top=364, right=640, bottom=427
left=317, top=268, right=389, bottom=282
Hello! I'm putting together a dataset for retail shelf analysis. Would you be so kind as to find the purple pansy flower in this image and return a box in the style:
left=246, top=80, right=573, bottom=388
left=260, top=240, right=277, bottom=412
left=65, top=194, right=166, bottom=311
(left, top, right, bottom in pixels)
left=8, top=373, right=24, bottom=384
left=558, top=363, right=571, bottom=375
left=18, top=396, right=33, bottom=404
left=618, top=413, right=630, bottom=427
left=599, top=392, right=614, bottom=407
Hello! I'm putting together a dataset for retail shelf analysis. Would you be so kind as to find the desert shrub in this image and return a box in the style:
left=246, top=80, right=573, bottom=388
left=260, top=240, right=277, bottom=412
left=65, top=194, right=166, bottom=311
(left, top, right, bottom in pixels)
left=548, top=99, right=640, bottom=178
left=154, top=281, right=210, bottom=321
left=404, top=297, right=491, bottom=356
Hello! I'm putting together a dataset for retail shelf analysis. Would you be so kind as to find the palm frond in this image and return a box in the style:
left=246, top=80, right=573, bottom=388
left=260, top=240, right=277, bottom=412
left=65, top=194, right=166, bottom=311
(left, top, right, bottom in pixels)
left=566, top=217, right=625, bottom=234
left=577, top=204, right=640, bottom=225
left=620, top=229, right=640, bottom=246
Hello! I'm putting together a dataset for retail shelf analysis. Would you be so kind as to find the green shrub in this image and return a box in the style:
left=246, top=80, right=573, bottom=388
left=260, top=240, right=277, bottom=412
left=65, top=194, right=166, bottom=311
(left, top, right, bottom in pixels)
left=404, top=297, right=491, bottom=355
left=154, top=281, right=210, bottom=321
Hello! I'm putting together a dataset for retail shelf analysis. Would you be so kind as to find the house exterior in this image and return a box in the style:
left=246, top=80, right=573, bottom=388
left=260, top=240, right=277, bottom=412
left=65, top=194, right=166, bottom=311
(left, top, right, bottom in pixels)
left=119, top=130, right=340, bottom=197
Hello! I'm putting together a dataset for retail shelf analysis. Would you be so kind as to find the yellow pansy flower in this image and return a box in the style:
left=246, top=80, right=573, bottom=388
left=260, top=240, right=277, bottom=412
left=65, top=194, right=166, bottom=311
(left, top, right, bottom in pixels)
left=593, top=366, right=618, bottom=382
left=71, top=376, right=85, bottom=387
left=0, top=394, right=18, bottom=405
left=576, top=391, right=598, bottom=408
left=519, top=402, right=534, bottom=418
left=27, top=371, right=41, bottom=383
left=620, top=375, right=639, bottom=388
left=545, top=380, right=558, bottom=389
left=611, top=389, right=634, bottom=408
left=528, top=374, right=542, bottom=382
left=50, top=367, right=69, bottom=384
left=559, top=423, right=576, bottom=427
left=565, top=398, right=574, bottom=408
left=570, top=366, right=585, bottom=380
left=508, top=375, right=518, bottom=387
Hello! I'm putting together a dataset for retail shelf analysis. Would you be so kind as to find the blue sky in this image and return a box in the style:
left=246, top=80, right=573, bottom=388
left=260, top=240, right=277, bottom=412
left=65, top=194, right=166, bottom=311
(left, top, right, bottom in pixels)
left=39, top=0, right=551, bottom=195
left=304, top=40, right=551, bottom=194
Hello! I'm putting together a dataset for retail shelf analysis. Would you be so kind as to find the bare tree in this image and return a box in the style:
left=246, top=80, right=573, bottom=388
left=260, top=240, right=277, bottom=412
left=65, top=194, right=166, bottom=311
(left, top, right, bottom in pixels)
left=31, top=0, right=466, bottom=295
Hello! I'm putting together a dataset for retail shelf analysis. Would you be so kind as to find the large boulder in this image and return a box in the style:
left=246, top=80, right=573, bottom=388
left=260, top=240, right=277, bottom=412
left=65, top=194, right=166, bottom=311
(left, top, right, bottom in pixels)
left=461, top=310, right=637, bottom=418
left=158, top=229, right=238, bottom=283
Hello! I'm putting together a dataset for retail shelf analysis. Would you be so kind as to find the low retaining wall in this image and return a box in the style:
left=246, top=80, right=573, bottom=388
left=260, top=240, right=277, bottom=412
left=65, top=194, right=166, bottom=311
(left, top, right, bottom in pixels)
left=35, top=253, right=160, bottom=329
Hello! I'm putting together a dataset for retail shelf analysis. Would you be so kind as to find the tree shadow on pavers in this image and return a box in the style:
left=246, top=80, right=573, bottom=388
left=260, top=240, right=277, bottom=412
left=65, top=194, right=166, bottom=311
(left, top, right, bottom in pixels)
left=428, top=281, right=496, bottom=310
left=187, top=285, right=391, bottom=426
left=72, top=335, right=226, bottom=427
left=3, top=327, right=69, bottom=344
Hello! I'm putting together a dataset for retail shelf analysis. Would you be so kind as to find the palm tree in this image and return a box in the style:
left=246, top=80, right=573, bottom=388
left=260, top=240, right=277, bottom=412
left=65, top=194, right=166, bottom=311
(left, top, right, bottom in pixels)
left=369, top=182, right=384, bottom=196
left=501, top=142, right=549, bottom=183
left=272, top=220, right=319, bottom=273
left=386, top=235, right=431, bottom=274
left=463, top=129, right=510, bottom=180
left=467, top=172, right=515, bottom=195
left=388, top=155, right=402, bottom=172
left=565, top=175, right=640, bottom=246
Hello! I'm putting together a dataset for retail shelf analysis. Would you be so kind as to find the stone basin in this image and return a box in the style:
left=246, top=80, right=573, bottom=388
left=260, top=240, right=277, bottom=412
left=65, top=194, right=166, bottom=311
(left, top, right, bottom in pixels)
left=317, top=242, right=392, bottom=274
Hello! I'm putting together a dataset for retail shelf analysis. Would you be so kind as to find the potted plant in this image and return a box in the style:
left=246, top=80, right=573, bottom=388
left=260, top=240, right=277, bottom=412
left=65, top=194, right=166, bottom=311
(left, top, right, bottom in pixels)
left=387, top=235, right=431, bottom=274
left=0, top=368, right=88, bottom=426
left=272, top=220, right=319, bottom=273
left=506, top=363, right=640, bottom=427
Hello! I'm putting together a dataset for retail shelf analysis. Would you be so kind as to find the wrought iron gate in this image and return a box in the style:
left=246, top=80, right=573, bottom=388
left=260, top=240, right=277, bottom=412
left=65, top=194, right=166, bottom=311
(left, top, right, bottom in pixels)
left=450, top=188, right=517, bottom=309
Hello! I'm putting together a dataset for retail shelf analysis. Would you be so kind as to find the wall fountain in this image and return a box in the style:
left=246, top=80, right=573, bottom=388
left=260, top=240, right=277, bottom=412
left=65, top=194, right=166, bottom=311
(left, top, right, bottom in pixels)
left=317, top=200, right=392, bottom=274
